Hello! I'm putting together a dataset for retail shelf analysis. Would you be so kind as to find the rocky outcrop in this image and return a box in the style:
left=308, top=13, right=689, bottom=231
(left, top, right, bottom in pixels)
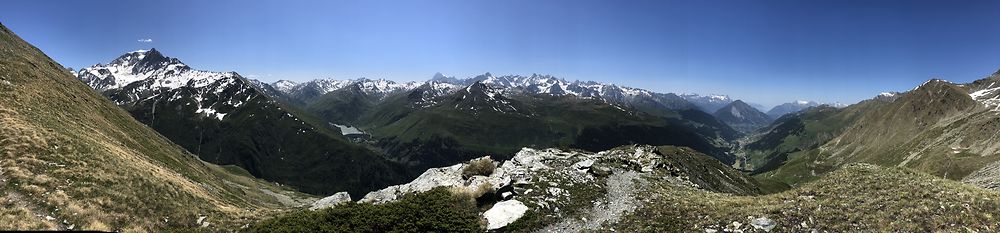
left=309, top=192, right=352, bottom=210
left=359, top=156, right=505, bottom=204
left=963, top=159, right=1000, bottom=189
left=312, top=145, right=761, bottom=231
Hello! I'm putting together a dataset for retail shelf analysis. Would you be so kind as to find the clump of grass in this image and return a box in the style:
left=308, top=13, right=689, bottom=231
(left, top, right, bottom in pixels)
left=451, top=182, right=494, bottom=201
left=462, top=157, right=495, bottom=179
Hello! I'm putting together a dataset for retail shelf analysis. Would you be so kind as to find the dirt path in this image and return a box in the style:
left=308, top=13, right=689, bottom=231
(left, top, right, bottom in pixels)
left=536, top=170, right=646, bottom=233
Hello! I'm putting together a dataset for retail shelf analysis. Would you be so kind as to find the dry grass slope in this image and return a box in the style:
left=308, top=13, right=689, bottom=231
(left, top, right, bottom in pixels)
left=0, top=23, right=310, bottom=231
left=612, top=163, right=1000, bottom=232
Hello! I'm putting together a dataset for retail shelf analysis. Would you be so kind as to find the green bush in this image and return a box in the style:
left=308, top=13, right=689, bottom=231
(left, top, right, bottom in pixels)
left=246, top=188, right=482, bottom=233
left=462, top=158, right=496, bottom=179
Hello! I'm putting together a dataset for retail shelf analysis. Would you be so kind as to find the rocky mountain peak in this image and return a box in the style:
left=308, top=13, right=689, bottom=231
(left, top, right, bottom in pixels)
left=432, top=72, right=447, bottom=80
left=109, top=49, right=150, bottom=66
left=714, top=99, right=773, bottom=133
left=453, top=81, right=518, bottom=113
left=131, top=48, right=186, bottom=74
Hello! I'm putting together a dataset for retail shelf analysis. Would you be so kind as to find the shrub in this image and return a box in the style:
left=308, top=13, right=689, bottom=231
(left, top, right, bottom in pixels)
left=246, top=187, right=482, bottom=233
left=462, top=157, right=496, bottom=179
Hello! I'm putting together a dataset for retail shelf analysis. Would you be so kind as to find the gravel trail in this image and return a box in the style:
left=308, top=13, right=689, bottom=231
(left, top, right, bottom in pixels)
left=536, top=170, right=646, bottom=233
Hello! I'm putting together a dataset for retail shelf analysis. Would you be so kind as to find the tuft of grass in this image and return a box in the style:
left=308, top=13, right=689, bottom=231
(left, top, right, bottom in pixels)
left=462, top=157, right=496, bottom=179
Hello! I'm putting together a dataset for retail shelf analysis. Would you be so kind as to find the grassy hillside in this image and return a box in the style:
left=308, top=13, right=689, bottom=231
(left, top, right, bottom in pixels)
left=613, top=163, right=1000, bottom=232
left=739, top=102, right=876, bottom=175
left=117, top=77, right=408, bottom=197
left=752, top=78, right=1000, bottom=188
left=0, top=23, right=310, bottom=231
left=743, top=75, right=1000, bottom=189
left=359, top=91, right=739, bottom=172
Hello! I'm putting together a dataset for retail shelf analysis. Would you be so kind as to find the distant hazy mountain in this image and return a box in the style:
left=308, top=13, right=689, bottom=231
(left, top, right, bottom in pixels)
left=766, top=100, right=821, bottom=118
left=680, top=93, right=733, bottom=112
left=76, top=49, right=408, bottom=196
left=713, top=100, right=774, bottom=133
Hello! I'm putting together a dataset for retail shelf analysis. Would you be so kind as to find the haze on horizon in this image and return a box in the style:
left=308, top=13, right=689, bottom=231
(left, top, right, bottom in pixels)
left=2, top=0, right=999, bottom=108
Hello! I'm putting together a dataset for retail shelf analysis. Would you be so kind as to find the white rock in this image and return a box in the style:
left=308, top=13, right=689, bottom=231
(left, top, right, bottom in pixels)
left=751, top=216, right=776, bottom=232
left=573, top=159, right=595, bottom=170
left=360, top=156, right=507, bottom=204
left=196, top=216, right=209, bottom=228
left=360, top=164, right=465, bottom=203
left=310, top=192, right=352, bottom=210
left=484, top=200, right=529, bottom=230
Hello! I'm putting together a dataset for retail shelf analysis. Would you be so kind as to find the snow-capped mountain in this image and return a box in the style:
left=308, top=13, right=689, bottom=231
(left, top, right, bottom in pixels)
left=408, top=81, right=462, bottom=108
left=272, top=79, right=299, bottom=93
left=259, top=78, right=421, bottom=104
left=680, top=94, right=735, bottom=113
left=257, top=72, right=695, bottom=112
left=76, top=49, right=226, bottom=92
left=451, top=82, right=521, bottom=114
left=75, top=49, right=408, bottom=196
left=353, top=78, right=423, bottom=96
left=275, top=79, right=352, bottom=103
left=465, top=73, right=694, bottom=110
left=75, top=48, right=245, bottom=114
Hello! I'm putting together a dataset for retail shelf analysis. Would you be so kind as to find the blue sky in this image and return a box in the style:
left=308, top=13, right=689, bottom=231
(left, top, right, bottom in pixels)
left=3, top=0, right=1000, bottom=108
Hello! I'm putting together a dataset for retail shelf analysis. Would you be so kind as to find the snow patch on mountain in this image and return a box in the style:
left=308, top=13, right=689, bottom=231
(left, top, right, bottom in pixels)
left=970, top=81, right=1000, bottom=111
left=454, top=82, right=520, bottom=114
left=272, top=80, right=298, bottom=93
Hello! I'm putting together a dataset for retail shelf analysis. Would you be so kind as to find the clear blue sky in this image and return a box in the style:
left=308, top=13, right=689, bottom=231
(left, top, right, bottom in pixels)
left=3, top=0, right=1000, bottom=107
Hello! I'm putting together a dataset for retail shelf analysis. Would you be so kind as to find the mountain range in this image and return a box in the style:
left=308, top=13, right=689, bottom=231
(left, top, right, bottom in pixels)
left=6, top=20, right=1000, bottom=231
left=252, top=72, right=743, bottom=170
left=74, top=49, right=408, bottom=197
left=0, top=17, right=1000, bottom=229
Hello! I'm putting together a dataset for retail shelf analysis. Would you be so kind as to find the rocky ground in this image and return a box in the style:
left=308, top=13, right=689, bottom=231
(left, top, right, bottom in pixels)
left=537, top=170, right=645, bottom=233
left=305, top=144, right=1000, bottom=232
left=310, top=144, right=760, bottom=232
